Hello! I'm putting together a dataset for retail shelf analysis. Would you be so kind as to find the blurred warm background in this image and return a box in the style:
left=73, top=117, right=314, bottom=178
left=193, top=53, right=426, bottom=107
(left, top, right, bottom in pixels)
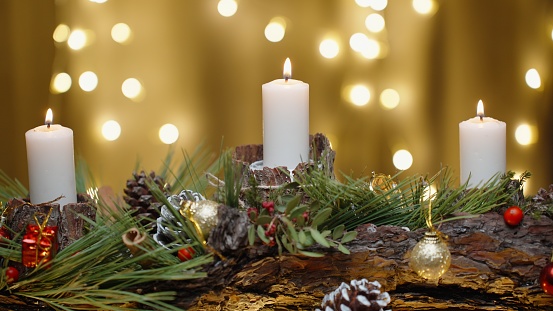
left=1, top=0, right=552, bottom=195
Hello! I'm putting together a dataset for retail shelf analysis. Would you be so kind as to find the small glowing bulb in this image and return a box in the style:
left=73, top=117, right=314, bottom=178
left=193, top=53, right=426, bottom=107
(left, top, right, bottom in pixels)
left=393, top=149, right=413, bottom=170
left=102, top=120, right=121, bottom=141
left=51, top=72, right=72, bottom=93
left=122, top=78, right=143, bottom=100
left=217, top=0, right=238, bottom=17
left=111, top=23, right=132, bottom=44
left=355, top=0, right=371, bottom=7
left=159, top=124, right=179, bottom=144
left=79, top=71, right=98, bottom=92
left=515, top=124, right=537, bottom=145
left=525, top=68, right=541, bottom=89
left=319, top=38, right=340, bottom=59
left=349, top=33, right=370, bottom=52
left=68, top=29, right=87, bottom=50
left=380, top=88, right=400, bottom=110
left=360, top=38, right=381, bottom=59
left=265, top=18, right=286, bottom=42
left=413, top=0, right=436, bottom=15
left=53, top=24, right=70, bottom=43
left=370, top=0, right=388, bottom=11
left=349, top=85, right=371, bottom=106
left=365, top=13, right=386, bottom=33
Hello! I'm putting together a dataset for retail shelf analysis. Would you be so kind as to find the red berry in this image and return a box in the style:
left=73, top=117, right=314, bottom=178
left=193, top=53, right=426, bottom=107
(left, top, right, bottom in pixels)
left=262, top=201, right=275, bottom=210
left=177, top=247, right=195, bottom=261
left=302, top=211, right=309, bottom=221
left=540, top=262, right=553, bottom=295
left=503, top=206, right=524, bottom=226
left=5, top=266, right=19, bottom=283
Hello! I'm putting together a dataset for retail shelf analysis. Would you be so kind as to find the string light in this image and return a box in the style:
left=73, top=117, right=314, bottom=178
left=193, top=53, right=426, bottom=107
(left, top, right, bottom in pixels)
left=78, top=71, right=98, bottom=92
left=111, top=23, right=132, bottom=44
left=348, top=84, right=371, bottom=106
left=101, top=120, right=121, bottom=141
left=53, top=24, right=71, bottom=43
left=370, top=0, right=388, bottom=11
left=525, top=68, right=541, bottom=89
left=412, top=0, right=437, bottom=15
left=159, top=124, right=179, bottom=144
left=380, top=88, right=400, bottom=110
left=365, top=13, right=386, bottom=33
left=393, top=149, right=413, bottom=170
left=51, top=73, right=72, bottom=94
left=319, top=38, right=340, bottom=59
left=515, top=124, right=537, bottom=145
left=121, top=78, right=143, bottom=100
left=67, top=29, right=88, bottom=50
left=217, top=0, right=238, bottom=17
left=264, top=17, right=286, bottom=42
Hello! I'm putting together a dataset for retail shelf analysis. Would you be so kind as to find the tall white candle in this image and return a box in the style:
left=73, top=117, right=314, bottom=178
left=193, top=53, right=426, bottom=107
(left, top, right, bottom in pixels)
left=262, top=58, right=309, bottom=169
left=25, top=108, right=77, bottom=208
left=459, top=100, right=506, bottom=187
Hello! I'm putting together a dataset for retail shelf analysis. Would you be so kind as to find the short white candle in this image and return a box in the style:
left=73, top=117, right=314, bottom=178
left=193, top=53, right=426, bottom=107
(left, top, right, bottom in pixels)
left=459, top=100, right=506, bottom=187
left=25, top=108, right=77, bottom=208
left=262, top=58, right=309, bottom=169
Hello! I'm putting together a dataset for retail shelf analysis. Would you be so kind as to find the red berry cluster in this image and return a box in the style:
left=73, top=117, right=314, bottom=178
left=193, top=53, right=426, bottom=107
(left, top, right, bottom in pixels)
left=262, top=201, right=275, bottom=214
left=0, top=224, right=18, bottom=283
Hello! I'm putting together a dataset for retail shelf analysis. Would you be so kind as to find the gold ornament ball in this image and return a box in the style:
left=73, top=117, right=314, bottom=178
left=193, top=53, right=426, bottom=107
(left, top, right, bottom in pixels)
left=180, top=200, right=220, bottom=238
left=409, top=231, right=451, bottom=281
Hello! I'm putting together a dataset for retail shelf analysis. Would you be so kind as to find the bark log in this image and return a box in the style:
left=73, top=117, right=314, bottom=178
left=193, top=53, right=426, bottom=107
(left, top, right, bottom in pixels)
left=1, top=212, right=552, bottom=310
left=143, top=212, right=553, bottom=310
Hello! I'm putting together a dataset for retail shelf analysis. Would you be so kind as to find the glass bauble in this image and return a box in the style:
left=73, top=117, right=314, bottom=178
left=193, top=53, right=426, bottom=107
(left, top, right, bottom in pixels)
left=409, top=231, right=451, bottom=281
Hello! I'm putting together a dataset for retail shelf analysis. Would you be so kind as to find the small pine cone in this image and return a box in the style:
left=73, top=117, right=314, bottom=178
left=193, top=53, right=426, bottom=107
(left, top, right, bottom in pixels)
left=123, top=170, right=171, bottom=228
left=316, top=279, right=391, bottom=311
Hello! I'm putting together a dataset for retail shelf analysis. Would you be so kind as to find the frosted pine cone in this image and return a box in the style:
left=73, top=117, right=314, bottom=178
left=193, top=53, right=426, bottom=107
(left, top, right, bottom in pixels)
left=316, top=279, right=391, bottom=311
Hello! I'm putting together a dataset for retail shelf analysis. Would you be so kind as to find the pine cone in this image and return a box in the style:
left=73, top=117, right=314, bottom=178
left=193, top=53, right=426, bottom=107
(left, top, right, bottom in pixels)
left=152, top=190, right=205, bottom=248
left=316, top=279, right=391, bottom=311
left=123, top=170, right=170, bottom=229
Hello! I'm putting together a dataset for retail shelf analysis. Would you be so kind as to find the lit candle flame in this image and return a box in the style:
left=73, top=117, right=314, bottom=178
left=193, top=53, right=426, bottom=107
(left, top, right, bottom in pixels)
left=283, top=57, right=291, bottom=81
left=45, top=108, right=53, bottom=128
left=476, top=100, right=484, bottom=120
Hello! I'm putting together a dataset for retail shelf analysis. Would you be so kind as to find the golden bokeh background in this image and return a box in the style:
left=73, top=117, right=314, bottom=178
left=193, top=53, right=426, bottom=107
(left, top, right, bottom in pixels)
left=1, top=0, right=552, bottom=195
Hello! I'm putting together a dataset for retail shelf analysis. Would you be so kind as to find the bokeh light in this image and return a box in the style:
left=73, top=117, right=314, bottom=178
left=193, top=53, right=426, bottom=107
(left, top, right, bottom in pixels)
left=122, top=78, right=143, bottom=100
left=360, top=38, right=381, bottom=59
left=349, top=33, right=370, bottom=52
left=264, top=18, right=286, bottom=42
left=217, top=0, right=238, bottom=17
left=51, top=72, right=72, bottom=94
left=370, top=0, right=388, bottom=11
left=89, top=0, right=108, bottom=3
left=349, top=85, right=371, bottom=106
left=159, top=124, right=180, bottom=144
left=111, top=23, right=132, bottom=44
left=102, top=120, right=121, bottom=141
left=355, top=0, right=371, bottom=8
left=525, top=68, right=541, bottom=89
left=393, top=149, right=413, bottom=170
left=365, top=13, right=385, bottom=33
left=412, top=0, right=437, bottom=15
left=380, top=88, right=400, bottom=110
left=515, top=124, right=537, bottom=145
left=53, top=24, right=70, bottom=43
left=67, top=29, right=87, bottom=50
left=319, top=38, right=340, bottom=59
left=78, top=71, right=98, bottom=92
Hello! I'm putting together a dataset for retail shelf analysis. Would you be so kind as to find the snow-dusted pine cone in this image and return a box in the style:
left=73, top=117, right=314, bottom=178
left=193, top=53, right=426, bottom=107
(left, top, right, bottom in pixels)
left=316, top=279, right=391, bottom=311
left=123, top=171, right=170, bottom=229
left=152, top=190, right=205, bottom=248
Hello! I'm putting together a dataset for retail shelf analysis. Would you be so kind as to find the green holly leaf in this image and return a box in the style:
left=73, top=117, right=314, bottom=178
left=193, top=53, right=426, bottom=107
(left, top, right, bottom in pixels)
left=337, top=243, right=351, bottom=255
left=311, top=207, right=332, bottom=228
left=256, top=215, right=272, bottom=225
left=309, top=228, right=330, bottom=248
left=257, top=225, right=269, bottom=243
left=341, top=231, right=358, bottom=244
left=320, top=230, right=331, bottom=239
left=248, top=225, right=256, bottom=245
left=285, top=194, right=302, bottom=214
left=332, top=224, right=345, bottom=240
left=298, top=250, right=325, bottom=258
left=298, top=230, right=307, bottom=245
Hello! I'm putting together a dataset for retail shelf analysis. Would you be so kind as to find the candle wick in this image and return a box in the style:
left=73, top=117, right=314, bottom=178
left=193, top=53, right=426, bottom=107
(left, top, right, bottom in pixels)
left=46, top=122, right=51, bottom=129
left=285, top=77, right=289, bottom=82
left=479, top=115, right=484, bottom=121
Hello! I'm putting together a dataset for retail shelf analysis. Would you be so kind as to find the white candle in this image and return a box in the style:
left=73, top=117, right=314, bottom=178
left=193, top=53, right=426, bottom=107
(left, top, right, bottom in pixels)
left=262, top=58, right=309, bottom=169
left=25, top=108, right=77, bottom=208
left=459, top=100, right=506, bottom=187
